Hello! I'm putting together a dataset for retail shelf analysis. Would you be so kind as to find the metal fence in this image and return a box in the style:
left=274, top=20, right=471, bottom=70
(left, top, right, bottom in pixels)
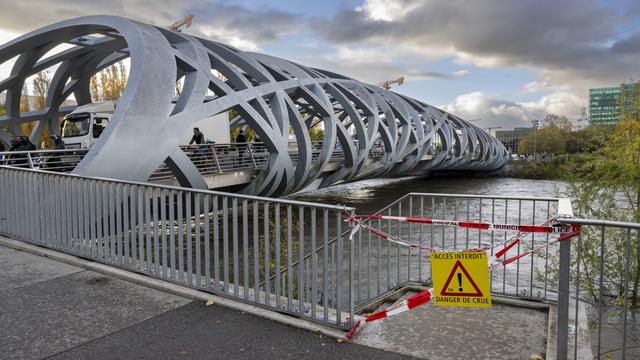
left=349, top=192, right=581, bottom=360
left=0, top=148, right=88, bottom=171
left=1, top=140, right=387, bottom=182
left=555, top=218, right=640, bottom=360
left=351, top=192, right=566, bottom=305
left=3, top=164, right=638, bottom=358
left=0, top=165, right=356, bottom=329
left=350, top=193, right=640, bottom=359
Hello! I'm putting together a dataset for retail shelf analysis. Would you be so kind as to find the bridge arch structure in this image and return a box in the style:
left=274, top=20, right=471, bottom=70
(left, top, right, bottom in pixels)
left=0, top=16, right=507, bottom=196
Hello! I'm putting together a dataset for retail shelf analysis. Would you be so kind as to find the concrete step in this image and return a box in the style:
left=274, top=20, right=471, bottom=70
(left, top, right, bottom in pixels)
left=353, top=291, right=550, bottom=359
left=364, top=291, right=421, bottom=318
left=372, top=301, right=395, bottom=314
left=390, top=291, right=419, bottom=306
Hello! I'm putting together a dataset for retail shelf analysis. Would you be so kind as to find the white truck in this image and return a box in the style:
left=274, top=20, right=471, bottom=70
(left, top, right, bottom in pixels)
left=61, top=101, right=230, bottom=149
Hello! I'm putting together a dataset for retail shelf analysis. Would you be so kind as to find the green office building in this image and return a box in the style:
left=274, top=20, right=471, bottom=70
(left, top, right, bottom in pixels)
left=589, top=83, right=639, bottom=125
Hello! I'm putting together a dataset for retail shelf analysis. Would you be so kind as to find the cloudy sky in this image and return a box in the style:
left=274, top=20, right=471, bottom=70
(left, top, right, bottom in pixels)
left=1, top=0, right=639, bottom=130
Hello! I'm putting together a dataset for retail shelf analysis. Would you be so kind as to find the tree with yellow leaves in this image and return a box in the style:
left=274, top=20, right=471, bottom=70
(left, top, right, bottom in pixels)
left=90, top=61, right=128, bottom=101
left=19, top=84, right=33, bottom=138
left=559, top=114, right=640, bottom=308
left=33, top=71, right=50, bottom=110
left=32, top=71, right=55, bottom=148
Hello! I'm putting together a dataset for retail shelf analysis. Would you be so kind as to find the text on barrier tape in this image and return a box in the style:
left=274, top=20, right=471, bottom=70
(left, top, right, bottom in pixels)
left=346, top=215, right=579, bottom=234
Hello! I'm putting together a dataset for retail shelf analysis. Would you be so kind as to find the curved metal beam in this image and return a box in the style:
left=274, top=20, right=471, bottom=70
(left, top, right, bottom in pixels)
left=0, top=15, right=508, bottom=197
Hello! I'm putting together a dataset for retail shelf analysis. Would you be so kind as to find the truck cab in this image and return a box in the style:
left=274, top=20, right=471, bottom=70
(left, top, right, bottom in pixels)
left=61, top=101, right=115, bottom=149
left=61, top=100, right=230, bottom=149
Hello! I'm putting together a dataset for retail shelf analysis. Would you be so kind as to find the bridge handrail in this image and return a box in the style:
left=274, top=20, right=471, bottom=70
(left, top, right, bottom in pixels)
left=556, top=217, right=640, bottom=229
left=0, top=165, right=354, bottom=211
left=405, top=192, right=562, bottom=202
left=0, top=148, right=88, bottom=155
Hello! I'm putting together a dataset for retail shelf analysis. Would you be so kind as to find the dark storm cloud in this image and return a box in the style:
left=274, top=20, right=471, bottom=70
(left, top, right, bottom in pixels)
left=182, top=3, right=301, bottom=42
left=0, top=0, right=301, bottom=44
left=612, top=33, right=640, bottom=55
left=315, top=0, right=640, bottom=84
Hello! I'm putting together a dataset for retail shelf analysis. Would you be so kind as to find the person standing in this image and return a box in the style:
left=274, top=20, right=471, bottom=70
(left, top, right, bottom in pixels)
left=46, top=135, right=66, bottom=170
left=189, top=127, right=205, bottom=145
left=235, top=129, right=247, bottom=164
left=8, top=136, right=35, bottom=167
left=189, top=127, right=207, bottom=159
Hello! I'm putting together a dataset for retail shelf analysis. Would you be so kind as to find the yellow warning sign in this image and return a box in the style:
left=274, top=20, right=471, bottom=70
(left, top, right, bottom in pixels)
left=430, top=251, right=491, bottom=308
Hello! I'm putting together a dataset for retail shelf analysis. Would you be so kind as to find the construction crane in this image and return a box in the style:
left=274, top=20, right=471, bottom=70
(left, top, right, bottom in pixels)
left=377, top=76, right=405, bottom=89
left=169, top=15, right=193, bottom=32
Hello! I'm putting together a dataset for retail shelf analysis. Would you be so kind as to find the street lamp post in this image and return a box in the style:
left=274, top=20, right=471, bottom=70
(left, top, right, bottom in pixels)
left=532, top=119, right=539, bottom=161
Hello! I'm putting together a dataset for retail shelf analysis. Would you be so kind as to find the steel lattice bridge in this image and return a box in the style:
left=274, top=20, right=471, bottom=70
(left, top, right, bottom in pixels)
left=0, top=16, right=507, bottom=196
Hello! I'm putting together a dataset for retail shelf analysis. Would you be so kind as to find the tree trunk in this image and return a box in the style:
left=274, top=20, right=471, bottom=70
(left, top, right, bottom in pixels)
left=632, top=190, right=640, bottom=309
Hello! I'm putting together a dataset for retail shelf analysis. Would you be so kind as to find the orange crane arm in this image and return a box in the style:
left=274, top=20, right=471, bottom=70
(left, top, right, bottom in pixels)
left=377, top=76, right=405, bottom=89
left=169, top=15, right=193, bottom=32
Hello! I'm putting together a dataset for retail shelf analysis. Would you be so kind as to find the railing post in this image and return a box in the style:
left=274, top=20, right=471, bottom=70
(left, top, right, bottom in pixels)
left=348, top=208, right=355, bottom=328
left=557, top=239, right=570, bottom=360
left=211, top=145, right=223, bottom=173
left=27, top=153, right=34, bottom=168
left=556, top=198, right=573, bottom=360
left=248, top=145, right=257, bottom=169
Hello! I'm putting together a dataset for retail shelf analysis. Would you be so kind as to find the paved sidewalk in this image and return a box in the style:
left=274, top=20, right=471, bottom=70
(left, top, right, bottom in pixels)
left=0, top=245, right=414, bottom=360
left=49, top=301, right=412, bottom=360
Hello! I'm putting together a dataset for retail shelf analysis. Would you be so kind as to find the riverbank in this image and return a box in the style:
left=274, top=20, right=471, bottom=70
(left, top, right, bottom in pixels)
left=506, top=158, right=568, bottom=180
left=505, top=152, right=601, bottom=181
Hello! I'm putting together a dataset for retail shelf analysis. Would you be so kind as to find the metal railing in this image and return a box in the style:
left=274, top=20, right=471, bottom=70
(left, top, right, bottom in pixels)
left=0, top=165, right=356, bottom=329
left=349, top=193, right=640, bottom=359
left=2, top=161, right=639, bottom=358
left=555, top=218, right=640, bottom=360
left=0, top=148, right=88, bottom=172
left=351, top=193, right=565, bottom=305
left=0, top=141, right=387, bottom=184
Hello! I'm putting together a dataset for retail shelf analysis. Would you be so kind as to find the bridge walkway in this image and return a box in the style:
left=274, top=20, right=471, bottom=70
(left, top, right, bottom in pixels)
left=1, top=140, right=433, bottom=189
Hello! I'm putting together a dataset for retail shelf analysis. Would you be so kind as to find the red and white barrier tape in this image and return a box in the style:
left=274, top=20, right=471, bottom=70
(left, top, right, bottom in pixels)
left=346, top=289, right=435, bottom=339
left=349, top=216, right=581, bottom=270
left=349, top=216, right=560, bottom=256
left=489, top=227, right=581, bottom=270
left=346, top=214, right=579, bottom=234
left=346, top=229, right=581, bottom=340
left=350, top=220, right=439, bottom=252
left=344, top=216, right=581, bottom=340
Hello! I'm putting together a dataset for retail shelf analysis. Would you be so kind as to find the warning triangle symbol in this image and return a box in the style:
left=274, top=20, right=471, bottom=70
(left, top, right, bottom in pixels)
left=440, top=260, right=483, bottom=297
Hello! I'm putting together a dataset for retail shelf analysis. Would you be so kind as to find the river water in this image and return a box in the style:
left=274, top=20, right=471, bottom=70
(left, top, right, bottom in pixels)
left=291, top=176, right=567, bottom=214
left=290, top=176, right=568, bottom=303
left=293, top=176, right=637, bottom=358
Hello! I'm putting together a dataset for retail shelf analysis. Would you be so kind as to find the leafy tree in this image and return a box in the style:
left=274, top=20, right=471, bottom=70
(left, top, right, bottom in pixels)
left=519, top=121, right=567, bottom=155
left=32, top=71, right=53, bottom=148
left=19, top=84, right=30, bottom=113
left=620, top=81, right=640, bottom=121
left=518, top=115, right=573, bottom=156
left=230, top=126, right=256, bottom=142
left=90, top=61, right=128, bottom=101
left=565, top=124, right=613, bottom=154
left=308, top=124, right=324, bottom=142
left=19, top=84, right=34, bottom=138
left=33, top=71, right=50, bottom=110
left=556, top=115, right=640, bottom=307
left=0, top=103, right=5, bottom=116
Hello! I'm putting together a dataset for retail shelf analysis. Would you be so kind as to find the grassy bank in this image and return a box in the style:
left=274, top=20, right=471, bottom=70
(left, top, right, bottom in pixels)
left=506, top=157, right=568, bottom=180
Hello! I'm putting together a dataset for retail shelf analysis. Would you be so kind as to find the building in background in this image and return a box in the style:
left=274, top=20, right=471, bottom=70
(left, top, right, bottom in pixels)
left=589, top=83, right=639, bottom=125
left=495, top=127, right=532, bottom=154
